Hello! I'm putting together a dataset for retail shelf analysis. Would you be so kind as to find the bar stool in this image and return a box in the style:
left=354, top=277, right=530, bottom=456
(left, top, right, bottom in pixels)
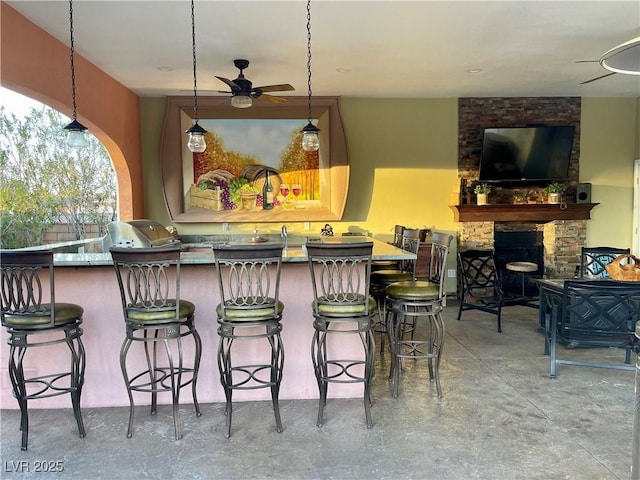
left=306, top=241, right=376, bottom=428
left=371, top=224, right=405, bottom=271
left=369, top=228, right=421, bottom=354
left=0, top=250, right=86, bottom=450
left=110, top=246, right=202, bottom=440
left=385, top=232, right=453, bottom=398
left=212, top=243, right=285, bottom=438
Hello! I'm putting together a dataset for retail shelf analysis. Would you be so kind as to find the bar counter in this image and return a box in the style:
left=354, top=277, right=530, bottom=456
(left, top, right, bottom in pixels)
left=0, top=237, right=414, bottom=410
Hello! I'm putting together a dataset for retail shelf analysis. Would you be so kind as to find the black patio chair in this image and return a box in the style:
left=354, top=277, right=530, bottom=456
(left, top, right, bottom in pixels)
left=548, top=280, right=640, bottom=378
left=457, top=249, right=538, bottom=333
left=578, top=246, right=630, bottom=279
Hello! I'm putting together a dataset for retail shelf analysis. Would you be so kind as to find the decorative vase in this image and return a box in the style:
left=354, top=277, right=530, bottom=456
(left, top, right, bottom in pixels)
left=548, top=193, right=561, bottom=204
left=477, top=193, right=488, bottom=205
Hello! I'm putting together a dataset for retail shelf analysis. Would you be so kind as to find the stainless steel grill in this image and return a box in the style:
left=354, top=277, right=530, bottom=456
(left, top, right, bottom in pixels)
left=106, top=220, right=179, bottom=248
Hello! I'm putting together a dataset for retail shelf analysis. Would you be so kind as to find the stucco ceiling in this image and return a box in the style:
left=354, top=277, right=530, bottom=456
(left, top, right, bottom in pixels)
left=6, top=0, right=640, bottom=100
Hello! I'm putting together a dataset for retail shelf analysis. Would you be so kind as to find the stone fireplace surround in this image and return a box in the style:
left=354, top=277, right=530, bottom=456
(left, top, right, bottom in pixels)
left=455, top=97, right=588, bottom=278
left=458, top=220, right=587, bottom=278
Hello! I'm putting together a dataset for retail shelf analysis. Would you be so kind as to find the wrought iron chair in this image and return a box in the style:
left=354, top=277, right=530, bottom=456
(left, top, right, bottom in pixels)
left=578, top=246, right=630, bottom=278
left=0, top=250, right=86, bottom=450
left=369, top=228, right=421, bottom=353
left=457, top=249, right=537, bottom=333
left=213, top=243, right=285, bottom=438
left=110, top=246, right=202, bottom=440
left=384, top=232, right=453, bottom=398
left=306, top=241, right=376, bottom=428
left=548, top=280, right=640, bottom=378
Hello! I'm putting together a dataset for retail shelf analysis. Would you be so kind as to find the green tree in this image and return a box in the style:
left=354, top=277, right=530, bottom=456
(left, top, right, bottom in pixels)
left=0, top=105, right=117, bottom=248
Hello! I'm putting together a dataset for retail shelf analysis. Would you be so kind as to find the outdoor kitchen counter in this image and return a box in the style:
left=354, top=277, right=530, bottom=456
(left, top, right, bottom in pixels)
left=1, top=238, right=413, bottom=411
left=51, top=235, right=413, bottom=266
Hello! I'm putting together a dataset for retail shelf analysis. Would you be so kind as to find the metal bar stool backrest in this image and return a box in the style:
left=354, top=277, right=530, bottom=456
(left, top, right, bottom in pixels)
left=1, top=250, right=56, bottom=328
left=213, top=244, right=284, bottom=322
left=399, top=228, right=421, bottom=278
left=306, top=242, right=374, bottom=317
left=392, top=225, right=406, bottom=248
left=110, top=246, right=183, bottom=323
left=428, top=232, right=454, bottom=300
left=580, top=246, right=630, bottom=279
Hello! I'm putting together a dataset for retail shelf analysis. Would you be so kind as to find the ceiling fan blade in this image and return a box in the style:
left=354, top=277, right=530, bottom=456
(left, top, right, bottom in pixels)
left=574, top=60, right=599, bottom=63
left=215, top=76, right=240, bottom=90
left=261, top=94, right=288, bottom=105
left=580, top=72, right=617, bottom=85
left=254, top=84, right=295, bottom=93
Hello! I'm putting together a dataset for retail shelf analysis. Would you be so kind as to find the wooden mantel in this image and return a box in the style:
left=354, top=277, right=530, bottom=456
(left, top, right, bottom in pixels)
left=450, top=203, right=599, bottom=223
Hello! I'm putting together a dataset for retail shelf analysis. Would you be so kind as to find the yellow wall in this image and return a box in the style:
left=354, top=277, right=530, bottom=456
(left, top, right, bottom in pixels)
left=580, top=97, right=638, bottom=248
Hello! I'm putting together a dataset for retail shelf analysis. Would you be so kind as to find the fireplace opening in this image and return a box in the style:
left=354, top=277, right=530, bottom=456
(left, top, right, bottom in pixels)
left=494, top=231, right=543, bottom=297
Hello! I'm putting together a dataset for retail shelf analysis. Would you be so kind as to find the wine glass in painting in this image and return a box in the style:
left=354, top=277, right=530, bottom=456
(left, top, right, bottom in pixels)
left=292, top=183, right=302, bottom=205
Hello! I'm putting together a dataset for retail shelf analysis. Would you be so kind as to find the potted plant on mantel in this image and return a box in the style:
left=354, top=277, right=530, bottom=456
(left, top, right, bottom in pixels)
left=474, top=183, right=493, bottom=205
left=544, top=182, right=566, bottom=204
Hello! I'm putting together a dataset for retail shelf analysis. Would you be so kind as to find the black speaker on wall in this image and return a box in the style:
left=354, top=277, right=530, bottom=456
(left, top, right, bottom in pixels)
left=576, top=183, right=592, bottom=204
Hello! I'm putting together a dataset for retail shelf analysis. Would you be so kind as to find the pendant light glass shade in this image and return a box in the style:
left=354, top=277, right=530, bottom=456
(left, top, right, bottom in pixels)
left=64, top=119, right=88, bottom=149
left=186, top=122, right=207, bottom=153
left=301, top=122, right=320, bottom=152
left=186, top=0, right=207, bottom=153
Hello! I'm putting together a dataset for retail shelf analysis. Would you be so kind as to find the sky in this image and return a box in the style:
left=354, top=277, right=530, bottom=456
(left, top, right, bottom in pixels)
left=202, top=118, right=306, bottom=168
left=0, top=87, right=45, bottom=117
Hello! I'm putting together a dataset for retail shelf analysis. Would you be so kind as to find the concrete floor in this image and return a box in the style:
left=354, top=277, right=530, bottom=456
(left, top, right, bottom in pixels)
left=1, top=302, right=637, bottom=480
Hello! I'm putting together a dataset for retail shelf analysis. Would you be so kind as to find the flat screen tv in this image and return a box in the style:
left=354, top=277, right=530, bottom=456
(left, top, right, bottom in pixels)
left=478, top=126, right=575, bottom=182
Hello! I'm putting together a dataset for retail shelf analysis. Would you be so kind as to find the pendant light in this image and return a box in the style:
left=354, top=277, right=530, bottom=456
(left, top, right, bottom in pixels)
left=186, top=0, right=207, bottom=153
left=63, top=0, right=88, bottom=149
left=301, top=0, right=320, bottom=152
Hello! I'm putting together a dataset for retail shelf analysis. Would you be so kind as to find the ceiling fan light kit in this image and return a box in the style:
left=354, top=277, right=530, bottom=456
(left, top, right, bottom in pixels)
left=580, top=36, right=640, bottom=84
left=231, top=95, right=252, bottom=109
left=599, top=36, right=640, bottom=75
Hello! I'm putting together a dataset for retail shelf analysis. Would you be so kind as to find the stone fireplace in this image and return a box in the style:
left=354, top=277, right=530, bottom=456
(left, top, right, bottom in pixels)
left=454, top=96, right=591, bottom=278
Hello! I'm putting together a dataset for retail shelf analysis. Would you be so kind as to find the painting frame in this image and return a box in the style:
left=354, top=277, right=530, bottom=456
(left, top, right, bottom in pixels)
left=160, top=96, right=348, bottom=223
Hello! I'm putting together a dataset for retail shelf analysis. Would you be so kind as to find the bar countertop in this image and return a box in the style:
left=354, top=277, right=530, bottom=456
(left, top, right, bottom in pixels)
left=53, top=236, right=415, bottom=266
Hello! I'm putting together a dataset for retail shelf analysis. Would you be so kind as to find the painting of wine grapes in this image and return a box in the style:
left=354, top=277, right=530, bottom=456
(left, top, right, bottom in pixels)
left=187, top=118, right=320, bottom=214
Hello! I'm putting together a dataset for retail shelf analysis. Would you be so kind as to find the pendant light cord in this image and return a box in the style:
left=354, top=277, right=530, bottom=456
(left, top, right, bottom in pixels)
left=68, top=0, right=78, bottom=121
left=191, top=0, right=199, bottom=122
left=306, top=0, right=313, bottom=124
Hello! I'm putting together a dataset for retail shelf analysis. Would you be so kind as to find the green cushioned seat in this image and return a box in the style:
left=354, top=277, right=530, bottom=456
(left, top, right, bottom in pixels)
left=127, top=300, right=195, bottom=322
left=2, top=303, right=83, bottom=327
left=216, top=300, right=284, bottom=321
left=370, top=269, right=413, bottom=284
left=313, top=295, right=376, bottom=315
left=386, top=280, right=439, bottom=300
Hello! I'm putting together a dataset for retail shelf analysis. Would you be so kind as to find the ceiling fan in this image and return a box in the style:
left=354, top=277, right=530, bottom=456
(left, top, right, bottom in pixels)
left=578, top=36, right=640, bottom=85
left=215, top=59, right=294, bottom=108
